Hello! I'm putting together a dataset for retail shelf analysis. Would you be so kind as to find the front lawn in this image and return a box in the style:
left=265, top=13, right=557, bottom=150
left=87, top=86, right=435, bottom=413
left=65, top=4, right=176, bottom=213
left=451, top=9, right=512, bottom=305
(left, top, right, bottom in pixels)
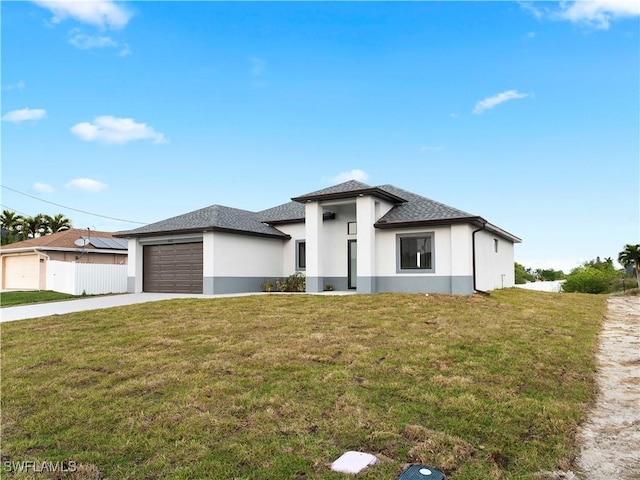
left=0, top=291, right=77, bottom=307
left=0, top=290, right=606, bottom=479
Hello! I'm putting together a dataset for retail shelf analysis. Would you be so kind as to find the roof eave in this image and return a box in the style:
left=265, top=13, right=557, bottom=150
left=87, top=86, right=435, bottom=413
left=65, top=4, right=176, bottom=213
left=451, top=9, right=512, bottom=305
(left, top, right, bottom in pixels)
left=375, top=216, right=485, bottom=229
left=374, top=217, right=521, bottom=243
left=484, top=223, right=522, bottom=243
left=261, top=217, right=305, bottom=226
left=0, top=246, right=127, bottom=254
left=115, top=226, right=290, bottom=240
left=292, top=187, right=407, bottom=204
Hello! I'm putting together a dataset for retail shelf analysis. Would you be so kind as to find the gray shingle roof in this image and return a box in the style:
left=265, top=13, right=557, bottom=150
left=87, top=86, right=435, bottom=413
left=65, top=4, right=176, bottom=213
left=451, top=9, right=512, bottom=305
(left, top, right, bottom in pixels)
left=293, top=180, right=372, bottom=198
left=257, top=201, right=305, bottom=224
left=117, top=182, right=519, bottom=243
left=292, top=180, right=407, bottom=203
left=375, top=184, right=477, bottom=224
left=118, top=205, right=289, bottom=238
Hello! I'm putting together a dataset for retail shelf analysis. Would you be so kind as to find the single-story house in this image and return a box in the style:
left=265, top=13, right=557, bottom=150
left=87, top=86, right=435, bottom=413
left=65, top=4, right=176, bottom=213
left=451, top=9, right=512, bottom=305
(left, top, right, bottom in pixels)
left=1, top=229, right=128, bottom=290
left=116, top=181, right=521, bottom=295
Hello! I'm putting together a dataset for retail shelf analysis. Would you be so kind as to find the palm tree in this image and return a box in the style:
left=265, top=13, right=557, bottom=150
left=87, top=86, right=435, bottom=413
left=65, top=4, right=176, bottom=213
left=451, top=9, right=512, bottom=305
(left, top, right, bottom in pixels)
left=618, top=244, right=640, bottom=283
left=18, top=215, right=46, bottom=240
left=43, top=213, right=72, bottom=233
left=0, top=210, right=23, bottom=244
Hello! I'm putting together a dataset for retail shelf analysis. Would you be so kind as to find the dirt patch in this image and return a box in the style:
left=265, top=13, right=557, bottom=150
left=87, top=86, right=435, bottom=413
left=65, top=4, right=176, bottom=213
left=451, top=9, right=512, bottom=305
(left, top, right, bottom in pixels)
left=545, top=296, right=640, bottom=479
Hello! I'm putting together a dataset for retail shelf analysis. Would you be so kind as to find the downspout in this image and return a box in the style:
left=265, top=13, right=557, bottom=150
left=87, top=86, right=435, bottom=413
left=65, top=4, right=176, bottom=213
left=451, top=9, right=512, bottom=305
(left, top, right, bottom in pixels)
left=472, top=222, right=491, bottom=296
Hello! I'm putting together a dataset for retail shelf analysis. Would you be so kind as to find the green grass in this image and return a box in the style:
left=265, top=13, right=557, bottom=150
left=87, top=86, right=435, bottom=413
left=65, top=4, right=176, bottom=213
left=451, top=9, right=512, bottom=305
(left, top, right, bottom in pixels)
left=0, top=291, right=77, bottom=307
left=1, top=289, right=606, bottom=479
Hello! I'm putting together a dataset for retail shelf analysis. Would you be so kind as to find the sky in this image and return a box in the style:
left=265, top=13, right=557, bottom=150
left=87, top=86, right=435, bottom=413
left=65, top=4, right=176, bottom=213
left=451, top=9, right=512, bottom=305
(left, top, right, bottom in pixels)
left=1, top=0, right=639, bottom=272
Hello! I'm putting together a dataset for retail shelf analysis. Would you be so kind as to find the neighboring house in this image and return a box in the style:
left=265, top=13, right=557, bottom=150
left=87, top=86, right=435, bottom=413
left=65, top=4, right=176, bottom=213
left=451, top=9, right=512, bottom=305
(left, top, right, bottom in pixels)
left=1, top=229, right=128, bottom=291
left=117, top=181, right=521, bottom=295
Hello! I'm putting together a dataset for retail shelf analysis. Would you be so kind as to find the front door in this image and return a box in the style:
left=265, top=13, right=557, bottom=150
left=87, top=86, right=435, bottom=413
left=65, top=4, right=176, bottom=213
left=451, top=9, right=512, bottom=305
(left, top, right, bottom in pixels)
left=348, top=240, right=357, bottom=289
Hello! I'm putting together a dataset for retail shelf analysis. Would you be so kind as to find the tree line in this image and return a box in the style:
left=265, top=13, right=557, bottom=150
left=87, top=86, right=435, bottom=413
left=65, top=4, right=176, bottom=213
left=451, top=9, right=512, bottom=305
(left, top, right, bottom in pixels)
left=0, top=210, right=73, bottom=245
left=515, top=244, right=640, bottom=294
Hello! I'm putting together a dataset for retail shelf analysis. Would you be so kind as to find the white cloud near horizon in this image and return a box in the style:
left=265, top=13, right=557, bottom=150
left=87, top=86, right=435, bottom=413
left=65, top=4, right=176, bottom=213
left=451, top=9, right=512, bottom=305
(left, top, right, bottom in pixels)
left=71, top=116, right=167, bottom=145
left=331, top=169, right=370, bottom=184
left=31, top=0, right=132, bottom=29
left=33, top=182, right=54, bottom=193
left=2, top=108, right=47, bottom=123
left=66, top=178, right=108, bottom=192
left=556, top=0, right=640, bottom=30
left=473, top=90, right=528, bottom=115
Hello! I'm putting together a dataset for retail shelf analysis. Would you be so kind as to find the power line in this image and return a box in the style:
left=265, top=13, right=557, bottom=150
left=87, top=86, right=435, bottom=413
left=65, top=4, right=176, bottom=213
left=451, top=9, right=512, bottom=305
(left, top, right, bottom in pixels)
left=1, top=185, right=148, bottom=225
left=0, top=204, right=31, bottom=217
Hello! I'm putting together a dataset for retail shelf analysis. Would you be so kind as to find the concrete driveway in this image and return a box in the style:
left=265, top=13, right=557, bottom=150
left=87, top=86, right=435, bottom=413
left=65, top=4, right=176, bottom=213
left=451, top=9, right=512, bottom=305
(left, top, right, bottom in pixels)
left=0, top=290, right=354, bottom=323
left=0, top=292, right=256, bottom=323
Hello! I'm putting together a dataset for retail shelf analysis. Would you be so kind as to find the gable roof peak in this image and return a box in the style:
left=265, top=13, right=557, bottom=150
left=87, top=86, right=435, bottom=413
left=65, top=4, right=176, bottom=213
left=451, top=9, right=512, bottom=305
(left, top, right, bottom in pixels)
left=292, top=180, right=406, bottom=204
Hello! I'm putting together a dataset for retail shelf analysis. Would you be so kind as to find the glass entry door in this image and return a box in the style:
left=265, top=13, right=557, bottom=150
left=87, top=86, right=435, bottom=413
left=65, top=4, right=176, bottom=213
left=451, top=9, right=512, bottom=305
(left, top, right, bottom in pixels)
left=348, top=240, right=357, bottom=289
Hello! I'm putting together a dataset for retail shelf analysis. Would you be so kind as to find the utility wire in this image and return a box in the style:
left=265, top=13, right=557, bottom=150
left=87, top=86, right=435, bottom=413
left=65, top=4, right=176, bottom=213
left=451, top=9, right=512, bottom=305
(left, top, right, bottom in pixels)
left=0, top=204, right=31, bottom=217
left=1, top=185, right=148, bottom=225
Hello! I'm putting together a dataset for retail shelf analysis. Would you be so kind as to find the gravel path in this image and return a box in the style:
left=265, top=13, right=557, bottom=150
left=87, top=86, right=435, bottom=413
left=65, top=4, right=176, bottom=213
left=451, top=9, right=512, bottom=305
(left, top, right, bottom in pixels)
left=542, top=296, right=640, bottom=479
left=573, top=296, right=640, bottom=479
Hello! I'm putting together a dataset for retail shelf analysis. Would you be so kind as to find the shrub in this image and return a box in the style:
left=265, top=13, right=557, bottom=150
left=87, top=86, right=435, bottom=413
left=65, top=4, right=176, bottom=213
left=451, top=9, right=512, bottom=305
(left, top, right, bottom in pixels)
left=514, top=262, right=536, bottom=284
left=562, top=266, right=617, bottom=294
left=279, top=272, right=306, bottom=292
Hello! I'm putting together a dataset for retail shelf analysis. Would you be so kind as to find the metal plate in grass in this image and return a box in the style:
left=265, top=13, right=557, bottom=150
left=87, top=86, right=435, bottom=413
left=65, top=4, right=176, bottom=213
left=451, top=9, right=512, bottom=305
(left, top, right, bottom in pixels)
left=397, top=465, right=445, bottom=480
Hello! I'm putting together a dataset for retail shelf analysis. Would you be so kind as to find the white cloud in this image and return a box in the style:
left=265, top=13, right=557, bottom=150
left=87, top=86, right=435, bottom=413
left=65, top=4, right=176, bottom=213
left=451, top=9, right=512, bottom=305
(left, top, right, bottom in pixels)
left=4, top=80, right=26, bottom=91
left=31, top=0, right=132, bottom=29
left=67, top=29, right=131, bottom=55
left=473, top=90, right=528, bottom=115
left=2, top=108, right=47, bottom=123
left=331, top=169, right=370, bottom=184
left=69, top=31, right=117, bottom=49
left=249, top=56, right=267, bottom=76
left=66, top=178, right=108, bottom=192
left=521, top=0, right=640, bottom=30
left=556, top=0, right=640, bottom=30
left=71, top=116, right=167, bottom=145
left=421, top=145, right=445, bottom=152
left=33, top=182, right=54, bottom=193
left=519, top=2, right=544, bottom=19
left=118, top=43, right=132, bottom=57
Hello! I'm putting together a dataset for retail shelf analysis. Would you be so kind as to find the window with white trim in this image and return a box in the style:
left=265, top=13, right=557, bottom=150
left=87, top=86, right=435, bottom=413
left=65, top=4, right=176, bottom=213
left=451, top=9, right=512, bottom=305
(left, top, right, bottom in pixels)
left=397, top=233, right=434, bottom=272
left=494, top=238, right=499, bottom=253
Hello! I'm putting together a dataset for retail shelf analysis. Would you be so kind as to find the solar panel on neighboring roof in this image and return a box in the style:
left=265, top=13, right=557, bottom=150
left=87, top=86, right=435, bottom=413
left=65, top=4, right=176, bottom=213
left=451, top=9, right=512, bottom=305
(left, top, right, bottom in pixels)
left=87, top=237, right=128, bottom=250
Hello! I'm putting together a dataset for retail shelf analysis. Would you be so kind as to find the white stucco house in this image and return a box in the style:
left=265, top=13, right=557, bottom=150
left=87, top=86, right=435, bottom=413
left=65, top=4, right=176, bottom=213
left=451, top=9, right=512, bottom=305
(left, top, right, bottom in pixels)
left=116, top=181, right=521, bottom=295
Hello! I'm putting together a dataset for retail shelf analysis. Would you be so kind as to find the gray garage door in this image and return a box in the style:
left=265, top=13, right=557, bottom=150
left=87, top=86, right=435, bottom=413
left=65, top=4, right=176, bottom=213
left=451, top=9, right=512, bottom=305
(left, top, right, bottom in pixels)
left=143, top=242, right=203, bottom=293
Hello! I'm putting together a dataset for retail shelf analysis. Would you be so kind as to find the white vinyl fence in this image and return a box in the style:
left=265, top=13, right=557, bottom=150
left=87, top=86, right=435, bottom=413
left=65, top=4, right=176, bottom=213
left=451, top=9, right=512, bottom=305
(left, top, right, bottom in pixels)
left=514, top=280, right=565, bottom=293
left=47, top=260, right=128, bottom=295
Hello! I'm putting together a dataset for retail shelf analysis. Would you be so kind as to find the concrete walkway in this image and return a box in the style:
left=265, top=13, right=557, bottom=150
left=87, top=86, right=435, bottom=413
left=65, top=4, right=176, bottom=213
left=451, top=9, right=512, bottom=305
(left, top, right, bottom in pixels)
left=0, top=292, right=255, bottom=323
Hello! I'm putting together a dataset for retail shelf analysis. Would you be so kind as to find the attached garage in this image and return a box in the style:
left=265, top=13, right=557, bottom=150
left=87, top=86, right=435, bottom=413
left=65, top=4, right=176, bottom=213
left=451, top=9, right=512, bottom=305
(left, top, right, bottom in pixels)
left=143, top=242, right=203, bottom=293
left=3, top=254, right=40, bottom=290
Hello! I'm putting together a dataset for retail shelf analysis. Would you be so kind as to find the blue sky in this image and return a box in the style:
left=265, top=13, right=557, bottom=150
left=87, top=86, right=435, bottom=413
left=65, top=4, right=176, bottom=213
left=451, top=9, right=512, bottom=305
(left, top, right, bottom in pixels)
left=2, top=1, right=638, bottom=272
